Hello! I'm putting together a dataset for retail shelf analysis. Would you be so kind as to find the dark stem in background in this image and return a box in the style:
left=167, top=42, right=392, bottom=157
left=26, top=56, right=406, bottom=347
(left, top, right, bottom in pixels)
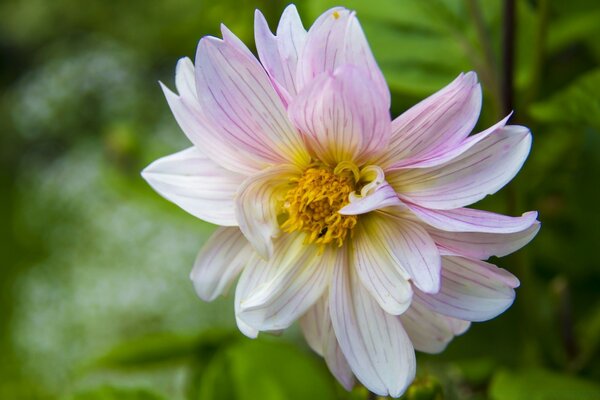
left=501, top=0, right=516, bottom=118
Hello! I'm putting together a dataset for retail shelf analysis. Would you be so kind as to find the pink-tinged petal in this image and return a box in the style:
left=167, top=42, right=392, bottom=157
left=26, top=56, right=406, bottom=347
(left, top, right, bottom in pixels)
left=392, top=114, right=511, bottom=169
left=376, top=72, right=481, bottom=167
left=174, top=57, right=197, bottom=100
left=297, top=8, right=389, bottom=106
left=389, top=125, right=532, bottom=210
left=300, top=296, right=356, bottom=390
left=408, top=205, right=539, bottom=233
left=190, top=227, right=250, bottom=301
left=340, top=166, right=402, bottom=215
left=330, top=248, right=416, bottom=397
left=399, top=299, right=460, bottom=354
left=430, top=221, right=541, bottom=259
left=352, top=215, right=413, bottom=315
left=235, top=164, right=301, bottom=259
left=234, top=252, right=272, bottom=338
left=446, top=317, right=471, bottom=335
left=238, top=235, right=334, bottom=331
left=289, top=66, right=391, bottom=165
left=142, top=147, right=245, bottom=226
left=415, top=256, right=519, bottom=322
left=255, top=5, right=307, bottom=101
left=161, top=78, right=264, bottom=175
left=194, top=32, right=310, bottom=168
left=364, top=211, right=442, bottom=293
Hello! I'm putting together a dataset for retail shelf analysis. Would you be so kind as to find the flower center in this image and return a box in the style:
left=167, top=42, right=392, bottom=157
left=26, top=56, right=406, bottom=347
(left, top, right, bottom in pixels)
left=281, top=163, right=359, bottom=248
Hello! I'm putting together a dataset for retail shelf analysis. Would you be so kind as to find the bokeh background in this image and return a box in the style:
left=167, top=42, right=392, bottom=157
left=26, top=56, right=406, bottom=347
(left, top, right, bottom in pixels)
left=1, top=0, right=599, bottom=399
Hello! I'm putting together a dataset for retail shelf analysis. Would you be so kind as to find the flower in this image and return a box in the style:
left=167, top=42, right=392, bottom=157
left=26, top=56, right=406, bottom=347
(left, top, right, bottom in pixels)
left=142, top=5, right=539, bottom=397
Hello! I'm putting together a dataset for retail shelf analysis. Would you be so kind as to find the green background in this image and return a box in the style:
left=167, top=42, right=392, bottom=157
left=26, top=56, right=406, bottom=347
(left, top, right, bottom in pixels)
left=1, top=0, right=599, bottom=399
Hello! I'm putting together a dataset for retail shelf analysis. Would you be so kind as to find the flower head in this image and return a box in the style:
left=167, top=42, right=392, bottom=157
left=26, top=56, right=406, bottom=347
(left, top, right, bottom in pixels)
left=142, top=5, right=539, bottom=397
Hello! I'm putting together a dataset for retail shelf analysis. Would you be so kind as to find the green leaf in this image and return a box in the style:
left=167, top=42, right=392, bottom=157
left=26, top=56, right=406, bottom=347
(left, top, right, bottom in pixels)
left=96, top=329, right=238, bottom=368
left=489, top=369, right=600, bottom=400
left=529, top=69, right=600, bottom=130
left=195, top=338, right=337, bottom=400
left=547, top=9, right=600, bottom=54
left=63, top=386, right=165, bottom=400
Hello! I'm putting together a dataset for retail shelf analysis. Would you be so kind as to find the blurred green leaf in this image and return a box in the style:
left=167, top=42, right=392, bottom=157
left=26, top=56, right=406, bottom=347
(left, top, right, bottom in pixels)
left=529, top=69, right=600, bottom=130
left=97, top=329, right=237, bottom=368
left=547, top=9, right=600, bottom=54
left=63, top=386, right=165, bottom=400
left=489, top=369, right=600, bottom=400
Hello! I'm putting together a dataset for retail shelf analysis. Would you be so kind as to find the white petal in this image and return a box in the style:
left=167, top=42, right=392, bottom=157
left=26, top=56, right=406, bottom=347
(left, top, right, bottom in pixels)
left=289, top=65, right=391, bottom=165
left=238, top=234, right=333, bottom=331
left=365, top=211, right=442, bottom=294
left=351, top=216, right=413, bottom=315
left=297, top=8, right=389, bottom=105
left=194, top=33, right=310, bottom=167
left=234, top=252, right=272, bottom=338
left=390, top=125, right=532, bottom=210
left=399, top=299, right=457, bottom=354
left=323, top=313, right=355, bottom=391
left=330, top=248, right=416, bottom=397
left=377, top=72, right=481, bottom=167
left=430, top=221, right=541, bottom=259
left=235, top=164, right=301, bottom=259
left=408, top=204, right=539, bottom=233
left=340, top=166, right=402, bottom=215
left=142, top=147, right=245, bottom=225
left=415, top=256, right=519, bottom=322
left=190, top=227, right=250, bottom=301
left=255, top=5, right=307, bottom=99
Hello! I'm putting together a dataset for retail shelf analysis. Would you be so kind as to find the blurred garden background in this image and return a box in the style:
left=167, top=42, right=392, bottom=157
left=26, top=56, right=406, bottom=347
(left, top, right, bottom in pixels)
left=1, top=0, right=599, bottom=399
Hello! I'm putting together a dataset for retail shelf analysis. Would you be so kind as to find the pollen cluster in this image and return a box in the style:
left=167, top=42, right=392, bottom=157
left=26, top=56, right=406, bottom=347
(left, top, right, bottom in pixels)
left=281, top=166, right=358, bottom=248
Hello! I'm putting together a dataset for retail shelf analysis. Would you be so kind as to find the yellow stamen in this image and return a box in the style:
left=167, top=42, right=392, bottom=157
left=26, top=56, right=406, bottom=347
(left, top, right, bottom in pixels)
left=281, top=164, right=358, bottom=249
left=332, top=11, right=340, bottom=19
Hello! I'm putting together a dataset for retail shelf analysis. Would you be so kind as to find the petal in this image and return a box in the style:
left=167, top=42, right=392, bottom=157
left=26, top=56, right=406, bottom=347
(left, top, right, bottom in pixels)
left=255, top=5, right=307, bottom=100
left=389, top=125, right=532, bottom=210
left=399, top=299, right=460, bottom=354
left=300, top=296, right=356, bottom=390
left=297, top=8, right=389, bottom=106
left=234, top=252, right=272, bottom=338
left=194, top=32, right=310, bottom=167
left=429, top=221, right=541, bottom=259
left=190, top=227, right=250, bottom=301
left=330, top=247, right=416, bottom=397
left=237, top=234, right=334, bottom=331
left=142, top=147, right=245, bottom=225
left=289, top=66, right=391, bottom=165
left=415, top=256, right=519, bottom=322
left=351, top=215, right=413, bottom=315
left=407, top=205, right=539, bottom=233
left=161, top=76, right=263, bottom=175
left=364, top=211, right=442, bottom=293
left=340, top=166, right=402, bottom=215
left=235, top=164, right=301, bottom=259
left=376, top=72, right=481, bottom=167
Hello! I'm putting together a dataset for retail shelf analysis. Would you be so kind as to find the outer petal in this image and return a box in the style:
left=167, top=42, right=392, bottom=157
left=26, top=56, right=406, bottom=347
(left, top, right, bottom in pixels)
left=142, top=147, right=245, bottom=226
left=362, top=211, right=441, bottom=293
left=400, top=299, right=463, bottom=354
left=376, top=72, right=481, bottom=167
left=237, top=234, right=334, bottom=331
left=235, top=164, right=301, bottom=259
left=194, top=32, right=310, bottom=168
left=297, top=8, right=389, bottom=106
left=330, top=247, right=416, bottom=397
left=351, top=216, right=413, bottom=315
left=415, top=256, right=520, bottom=322
left=289, top=66, right=391, bottom=165
left=300, top=296, right=356, bottom=391
left=161, top=64, right=264, bottom=175
left=255, top=5, right=307, bottom=101
left=429, top=221, right=541, bottom=259
left=407, top=205, right=539, bottom=233
left=190, top=227, right=250, bottom=301
left=389, top=126, right=532, bottom=210
left=234, top=252, right=272, bottom=338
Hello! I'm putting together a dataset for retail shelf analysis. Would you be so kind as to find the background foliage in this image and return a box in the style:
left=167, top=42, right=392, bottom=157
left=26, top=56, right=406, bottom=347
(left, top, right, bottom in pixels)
left=1, top=0, right=599, bottom=399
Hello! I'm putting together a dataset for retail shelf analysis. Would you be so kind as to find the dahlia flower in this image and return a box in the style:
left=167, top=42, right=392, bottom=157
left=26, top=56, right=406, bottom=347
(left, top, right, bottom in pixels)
left=142, top=5, right=539, bottom=397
